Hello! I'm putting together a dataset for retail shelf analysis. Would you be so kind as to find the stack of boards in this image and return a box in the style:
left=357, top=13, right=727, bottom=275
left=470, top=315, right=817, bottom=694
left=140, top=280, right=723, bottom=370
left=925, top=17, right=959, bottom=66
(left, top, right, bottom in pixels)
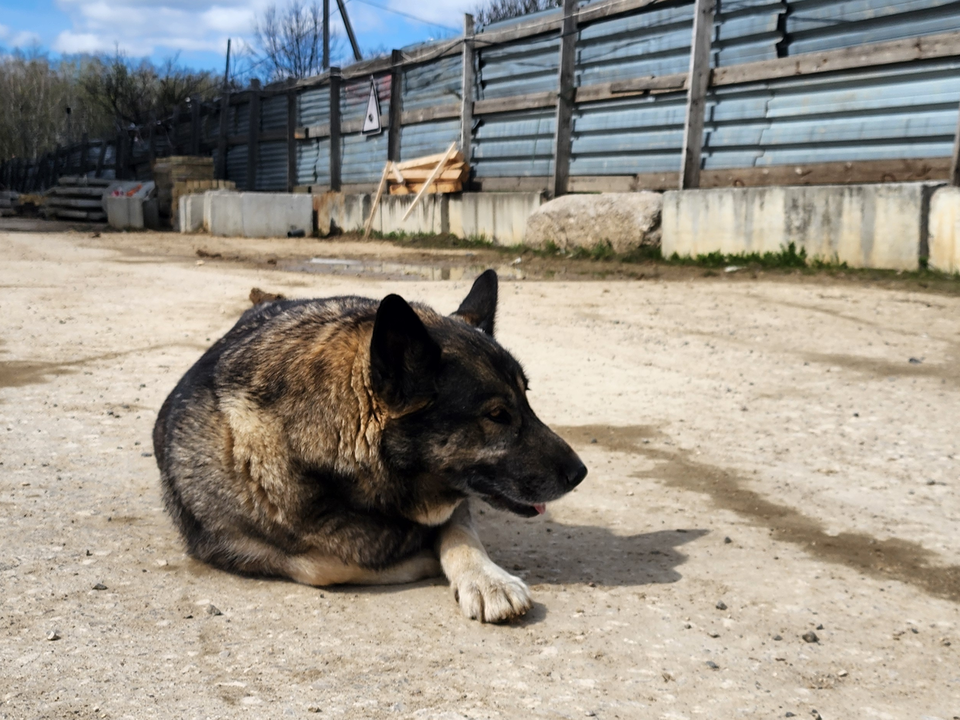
left=45, top=177, right=112, bottom=222
left=388, top=150, right=469, bottom=195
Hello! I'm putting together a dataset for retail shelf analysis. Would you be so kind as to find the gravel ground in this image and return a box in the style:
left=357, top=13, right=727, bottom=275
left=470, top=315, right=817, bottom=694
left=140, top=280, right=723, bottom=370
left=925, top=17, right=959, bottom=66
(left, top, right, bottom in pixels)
left=1, top=225, right=958, bottom=720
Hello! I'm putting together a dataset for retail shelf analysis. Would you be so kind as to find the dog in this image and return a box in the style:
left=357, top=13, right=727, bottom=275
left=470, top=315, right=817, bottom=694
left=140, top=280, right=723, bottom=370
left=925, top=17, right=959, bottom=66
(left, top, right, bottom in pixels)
left=153, top=270, right=587, bottom=622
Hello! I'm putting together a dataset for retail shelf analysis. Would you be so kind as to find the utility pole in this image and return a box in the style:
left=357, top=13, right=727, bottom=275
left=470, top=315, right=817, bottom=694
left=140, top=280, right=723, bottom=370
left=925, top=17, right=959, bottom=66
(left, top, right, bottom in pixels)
left=222, top=38, right=232, bottom=89
left=323, top=0, right=330, bottom=70
left=335, top=0, right=362, bottom=62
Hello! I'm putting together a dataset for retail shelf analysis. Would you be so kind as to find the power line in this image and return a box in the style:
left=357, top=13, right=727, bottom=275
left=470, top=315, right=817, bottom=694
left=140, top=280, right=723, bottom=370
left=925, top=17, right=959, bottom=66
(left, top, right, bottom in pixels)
left=348, top=0, right=460, bottom=33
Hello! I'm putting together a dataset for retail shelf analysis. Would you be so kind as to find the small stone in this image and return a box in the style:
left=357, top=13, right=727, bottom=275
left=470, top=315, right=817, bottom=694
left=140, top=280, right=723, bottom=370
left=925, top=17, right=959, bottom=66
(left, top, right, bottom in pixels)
left=141, top=452, right=153, bottom=458
left=773, top=635, right=783, bottom=641
left=786, top=714, right=796, bottom=718
left=723, top=536, right=732, bottom=544
left=585, top=713, right=596, bottom=718
left=802, top=631, right=819, bottom=643
left=705, top=661, right=719, bottom=670
left=910, top=627, right=919, bottom=634
left=306, top=707, right=321, bottom=713
left=708, top=632, right=720, bottom=638
left=941, top=638, right=951, bottom=647
left=908, top=357, right=923, bottom=364
left=47, top=630, right=61, bottom=641
left=838, top=669, right=848, bottom=677
left=816, top=624, right=823, bottom=630
left=93, top=582, right=107, bottom=591
left=715, top=600, right=727, bottom=611
left=206, top=604, right=222, bottom=616
left=590, top=438, right=597, bottom=444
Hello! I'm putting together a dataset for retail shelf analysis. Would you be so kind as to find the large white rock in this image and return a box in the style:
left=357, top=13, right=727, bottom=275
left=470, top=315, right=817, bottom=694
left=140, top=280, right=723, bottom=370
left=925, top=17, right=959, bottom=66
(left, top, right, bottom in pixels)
left=524, top=192, right=662, bottom=252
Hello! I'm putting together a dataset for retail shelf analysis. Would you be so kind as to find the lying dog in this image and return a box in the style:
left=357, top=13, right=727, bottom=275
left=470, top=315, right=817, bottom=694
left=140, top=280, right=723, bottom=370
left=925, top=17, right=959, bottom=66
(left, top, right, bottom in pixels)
left=153, top=270, right=586, bottom=622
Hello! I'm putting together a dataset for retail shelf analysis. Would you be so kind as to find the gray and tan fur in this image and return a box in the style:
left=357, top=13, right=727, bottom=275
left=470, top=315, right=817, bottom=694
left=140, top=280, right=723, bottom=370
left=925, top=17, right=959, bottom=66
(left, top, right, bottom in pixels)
left=153, top=271, right=586, bottom=622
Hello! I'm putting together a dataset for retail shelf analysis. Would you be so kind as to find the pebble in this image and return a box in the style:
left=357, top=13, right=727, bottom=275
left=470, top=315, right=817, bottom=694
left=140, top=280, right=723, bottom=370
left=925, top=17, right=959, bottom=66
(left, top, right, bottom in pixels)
left=715, top=600, right=727, bottom=611
left=705, top=661, right=719, bottom=670
left=908, top=357, right=923, bottom=364
left=786, top=714, right=796, bottom=718
left=773, top=635, right=783, bottom=641
left=816, top=624, right=823, bottom=630
left=47, top=630, right=61, bottom=641
left=802, top=631, right=819, bottom=643
left=206, top=604, right=222, bottom=616
left=723, top=537, right=732, bottom=544
left=93, top=583, right=107, bottom=591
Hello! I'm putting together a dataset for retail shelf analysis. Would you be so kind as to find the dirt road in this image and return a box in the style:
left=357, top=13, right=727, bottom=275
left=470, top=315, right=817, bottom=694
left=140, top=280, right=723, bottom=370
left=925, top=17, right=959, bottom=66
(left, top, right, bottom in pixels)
left=1, top=226, right=958, bottom=719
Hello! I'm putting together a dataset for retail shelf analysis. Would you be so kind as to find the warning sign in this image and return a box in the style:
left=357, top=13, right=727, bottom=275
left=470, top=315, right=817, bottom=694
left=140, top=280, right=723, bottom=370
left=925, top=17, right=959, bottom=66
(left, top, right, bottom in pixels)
left=362, top=79, right=382, bottom=135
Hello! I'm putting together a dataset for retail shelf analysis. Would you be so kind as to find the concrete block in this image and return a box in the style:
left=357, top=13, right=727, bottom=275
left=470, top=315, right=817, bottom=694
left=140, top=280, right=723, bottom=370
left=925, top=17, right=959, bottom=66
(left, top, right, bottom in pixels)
left=179, top=194, right=204, bottom=233
left=340, top=194, right=370, bottom=233
left=205, top=191, right=243, bottom=236
left=375, top=195, right=448, bottom=236
left=525, top=192, right=661, bottom=252
left=105, top=196, right=144, bottom=229
left=459, top=193, right=544, bottom=246
left=241, top=193, right=313, bottom=238
left=928, top=186, right=960, bottom=274
left=662, top=184, right=931, bottom=270
left=313, top=192, right=344, bottom=236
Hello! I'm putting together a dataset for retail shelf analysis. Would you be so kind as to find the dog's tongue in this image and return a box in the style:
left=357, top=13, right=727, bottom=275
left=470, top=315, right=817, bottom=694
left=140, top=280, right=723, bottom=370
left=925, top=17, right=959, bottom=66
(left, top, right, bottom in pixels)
left=534, top=503, right=546, bottom=515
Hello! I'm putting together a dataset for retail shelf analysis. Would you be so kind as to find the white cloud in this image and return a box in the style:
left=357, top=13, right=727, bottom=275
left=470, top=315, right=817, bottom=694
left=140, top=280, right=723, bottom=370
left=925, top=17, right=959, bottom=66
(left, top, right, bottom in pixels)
left=54, top=30, right=123, bottom=54
left=0, top=23, right=42, bottom=48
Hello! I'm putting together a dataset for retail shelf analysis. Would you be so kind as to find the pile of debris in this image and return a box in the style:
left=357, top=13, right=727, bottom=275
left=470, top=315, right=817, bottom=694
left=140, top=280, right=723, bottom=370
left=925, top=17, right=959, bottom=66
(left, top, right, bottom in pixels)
left=44, top=177, right=112, bottom=222
left=387, top=148, right=469, bottom=196
left=0, top=191, right=17, bottom=217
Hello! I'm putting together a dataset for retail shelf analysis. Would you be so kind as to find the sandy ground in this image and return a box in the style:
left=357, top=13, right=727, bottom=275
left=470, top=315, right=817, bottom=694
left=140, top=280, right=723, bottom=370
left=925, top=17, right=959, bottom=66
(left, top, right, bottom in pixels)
left=1, top=224, right=959, bottom=720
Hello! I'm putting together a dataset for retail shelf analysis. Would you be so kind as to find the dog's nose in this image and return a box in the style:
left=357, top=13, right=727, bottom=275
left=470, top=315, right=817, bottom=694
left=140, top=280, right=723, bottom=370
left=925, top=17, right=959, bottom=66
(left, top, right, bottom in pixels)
left=563, top=458, right=588, bottom=490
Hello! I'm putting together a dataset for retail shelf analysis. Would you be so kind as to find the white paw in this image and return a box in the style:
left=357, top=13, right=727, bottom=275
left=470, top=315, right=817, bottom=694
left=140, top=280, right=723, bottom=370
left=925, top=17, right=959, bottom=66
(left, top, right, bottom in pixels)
left=452, top=561, right=532, bottom=623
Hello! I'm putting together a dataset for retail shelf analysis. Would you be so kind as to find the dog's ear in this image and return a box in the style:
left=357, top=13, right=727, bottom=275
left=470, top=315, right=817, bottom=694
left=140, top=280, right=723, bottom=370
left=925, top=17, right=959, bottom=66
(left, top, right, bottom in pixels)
left=453, top=269, right=498, bottom=335
left=370, top=294, right=441, bottom=410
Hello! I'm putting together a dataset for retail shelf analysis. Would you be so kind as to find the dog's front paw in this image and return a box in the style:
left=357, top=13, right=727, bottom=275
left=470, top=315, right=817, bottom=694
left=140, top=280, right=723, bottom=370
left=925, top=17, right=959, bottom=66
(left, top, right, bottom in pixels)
left=452, top=562, right=532, bottom=623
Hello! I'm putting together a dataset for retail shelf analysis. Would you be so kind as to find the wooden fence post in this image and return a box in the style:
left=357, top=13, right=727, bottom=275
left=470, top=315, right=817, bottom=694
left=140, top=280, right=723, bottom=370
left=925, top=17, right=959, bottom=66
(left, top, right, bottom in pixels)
left=217, top=91, right=231, bottom=180
left=950, top=97, right=960, bottom=186
left=115, top=132, right=125, bottom=180
left=80, top=133, right=90, bottom=176
left=287, top=87, right=298, bottom=192
left=190, top=95, right=202, bottom=155
left=330, top=68, right=342, bottom=192
left=146, top=114, right=156, bottom=167
left=95, top=141, right=107, bottom=178
left=388, top=49, right=403, bottom=162
left=679, top=0, right=715, bottom=189
left=247, top=80, right=262, bottom=191
left=461, top=14, right=476, bottom=179
left=172, top=104, right=182, bottom=154
left=53, top=145, right=63, bottom=185
left=551, top=0, right=578, bottom=198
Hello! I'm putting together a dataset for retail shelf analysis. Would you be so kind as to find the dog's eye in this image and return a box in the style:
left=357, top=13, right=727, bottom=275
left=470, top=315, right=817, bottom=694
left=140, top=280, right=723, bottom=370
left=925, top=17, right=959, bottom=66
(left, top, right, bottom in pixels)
left=486, top=408, right=512, bottom=425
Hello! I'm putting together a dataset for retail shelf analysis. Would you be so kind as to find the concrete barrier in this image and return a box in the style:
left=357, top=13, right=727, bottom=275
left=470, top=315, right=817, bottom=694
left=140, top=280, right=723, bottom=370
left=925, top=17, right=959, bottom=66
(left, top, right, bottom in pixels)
left=204, top=191, right=243, bottom=236
left=662, top=184, right=939, bottom=270
left=178, top=194, right=204, bottom=233
left=105, top=196, right=160, bottom=230
left=241, top=193, right=312, bottom=238
left=327, top=192, right=543, bottom=245
left=928, top=186, right=960, bottom=274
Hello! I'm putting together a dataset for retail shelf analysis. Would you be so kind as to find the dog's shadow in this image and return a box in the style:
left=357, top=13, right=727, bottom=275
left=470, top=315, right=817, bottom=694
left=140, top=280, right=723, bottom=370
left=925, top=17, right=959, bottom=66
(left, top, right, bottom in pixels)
left=480, top=512, right=708, bottom=588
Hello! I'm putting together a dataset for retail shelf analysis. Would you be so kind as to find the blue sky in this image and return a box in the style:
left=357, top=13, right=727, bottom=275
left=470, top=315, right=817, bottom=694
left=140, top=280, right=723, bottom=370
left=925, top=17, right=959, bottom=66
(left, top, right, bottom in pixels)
left=0, top=0, right=474, bottom=74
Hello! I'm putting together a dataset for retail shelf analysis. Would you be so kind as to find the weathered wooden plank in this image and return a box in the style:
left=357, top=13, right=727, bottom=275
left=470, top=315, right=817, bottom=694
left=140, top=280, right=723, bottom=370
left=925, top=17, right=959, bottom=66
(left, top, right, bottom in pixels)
left=217, top=91, right=230, bottom=180
left=461, top=13, right=476, bottom=178
left=401, top=103, right=462, bottom=125
left=680, top=0, right=714, bottom=190
left=247, top=80, right=261, bottom=190
left=574, top=73, right=687, bottom=104
left=330, top=68, right=342, bottom=192
left=389, top=49, right=403, bottom=162
left=712, top=30, right=960, bottom=87
left=395, top=151, right=465, bottom=170
left=552, top=0, right=578, bottom=198
left=473, top=91, right=557, bottom=116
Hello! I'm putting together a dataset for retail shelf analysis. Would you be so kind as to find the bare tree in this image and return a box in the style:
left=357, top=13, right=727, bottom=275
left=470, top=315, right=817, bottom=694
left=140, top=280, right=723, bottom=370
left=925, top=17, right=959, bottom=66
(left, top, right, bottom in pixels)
left=251, top=1, right=340, bottom=82
left=473, top=0, right=561, bottom=28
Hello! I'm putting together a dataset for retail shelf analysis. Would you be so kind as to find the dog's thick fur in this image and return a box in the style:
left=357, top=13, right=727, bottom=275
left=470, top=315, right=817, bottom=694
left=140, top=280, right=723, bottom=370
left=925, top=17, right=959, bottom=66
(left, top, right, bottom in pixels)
left=153, top=271, right=586, bottom=622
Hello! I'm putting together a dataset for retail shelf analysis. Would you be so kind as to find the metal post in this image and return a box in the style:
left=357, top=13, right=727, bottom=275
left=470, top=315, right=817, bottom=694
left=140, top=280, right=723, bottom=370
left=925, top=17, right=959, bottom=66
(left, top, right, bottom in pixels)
left=217, top=91, right=231, bottom=180
left=287, top=88, right=298, bottom=192
left=679, top=0, right=715, bottom=189
left=551, top=0, right=577, bottom=198
left=323, top=0, right=330, bottom=70
left=950, top=97, right=960, bottom=186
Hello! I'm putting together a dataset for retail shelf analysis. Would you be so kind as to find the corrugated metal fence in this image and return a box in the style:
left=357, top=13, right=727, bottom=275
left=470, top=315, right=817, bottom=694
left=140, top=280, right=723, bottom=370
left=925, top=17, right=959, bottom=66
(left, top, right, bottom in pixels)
left=4, top=0, right=960, bottom=195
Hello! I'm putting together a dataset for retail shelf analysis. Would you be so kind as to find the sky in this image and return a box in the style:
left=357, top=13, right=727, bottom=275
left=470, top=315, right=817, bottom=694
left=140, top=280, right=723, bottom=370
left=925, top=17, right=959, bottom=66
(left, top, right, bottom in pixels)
left=0, top=0, right=476, bottom=74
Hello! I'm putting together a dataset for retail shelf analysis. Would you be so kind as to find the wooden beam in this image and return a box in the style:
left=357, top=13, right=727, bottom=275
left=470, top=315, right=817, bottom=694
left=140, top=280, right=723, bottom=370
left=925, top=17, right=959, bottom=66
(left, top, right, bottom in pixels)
left=461, top=13, right=476, bottom=182
left=401, top=104, right=461, bottom=125
left=247, top=80, right=261, bottom=191
left=217, top=91, right=230, bottom=180
left=190, top=94, right=201, bottom=155
left=388, top=50, right=403, bottom=162
left=952, top=97, right=960, bottom=187
left=402, top=142, right=457, bottom=221
left=712, top=30, right=960, bottom=87
left=679, top=0, right=715, bottom=190
left=95, top=140, right=107, bottom=178
left=574, top=73, right=687, bottom=103
left=330, top=68, right=342, bottom=192
left=287, top=88, right=298, bottom=192
left=552, top=0, right=578, bottom=198
left=364, top=162, right=391, bottom=237
left=473, top=90, right=557, bottom=116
